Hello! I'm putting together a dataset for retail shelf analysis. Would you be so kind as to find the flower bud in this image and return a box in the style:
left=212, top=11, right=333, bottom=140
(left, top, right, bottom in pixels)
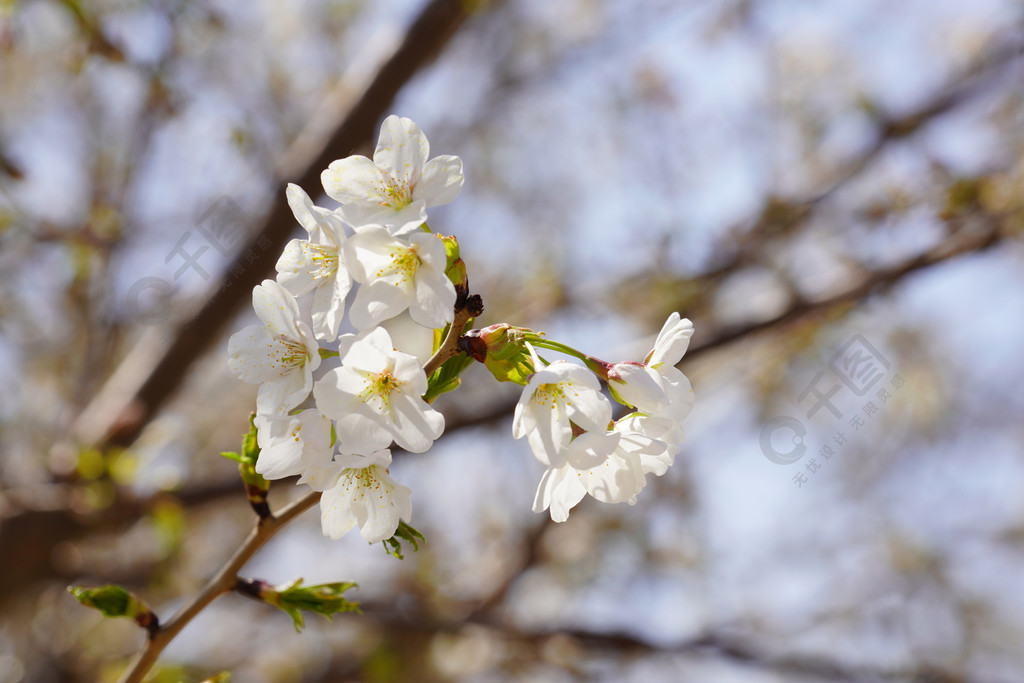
left=68, top=584, right=158, bottom=634
left=460, top=324, right=542, bottom=385
left=221, top=414, right=270, bottom=519
left=438, top=234, right=469, bottom=302
left=438, top=233, right=460, bottom=269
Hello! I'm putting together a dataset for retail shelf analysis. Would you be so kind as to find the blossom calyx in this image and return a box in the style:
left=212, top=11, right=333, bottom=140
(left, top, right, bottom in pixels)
left=461, top=323, right=542, bottom=385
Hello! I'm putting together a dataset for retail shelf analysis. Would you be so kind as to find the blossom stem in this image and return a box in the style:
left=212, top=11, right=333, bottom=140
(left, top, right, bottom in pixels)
left=116, top=490, right=321, bottom=683
left=422, top=306, right=474, bottom=377
left=526, top=338, right=612, bottom=377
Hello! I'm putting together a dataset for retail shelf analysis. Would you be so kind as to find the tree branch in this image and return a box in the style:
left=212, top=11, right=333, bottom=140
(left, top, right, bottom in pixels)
left=423, top=306, right=475, bottom=377
left=116, top=490, right=321, bottom=683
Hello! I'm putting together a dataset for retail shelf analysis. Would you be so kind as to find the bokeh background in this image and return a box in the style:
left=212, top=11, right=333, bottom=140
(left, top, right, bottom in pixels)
left=2, top=0, right=1024, bottom=681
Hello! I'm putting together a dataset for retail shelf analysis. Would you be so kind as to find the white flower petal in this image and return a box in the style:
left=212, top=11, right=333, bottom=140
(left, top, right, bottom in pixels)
left=320, top=477, right=359, bottom=540
left=336, top=448, right=392, bottom=470
left=342, top=201, right=426, bottom=234
left=410, top=267, right=456, bottom=329
left=581, top=450, right=645, bottom=504
left=252, top=279, right=302, bottom=339
left=256, top=364, right=311, bottom=415
left=565, top=431, right=620, bottom=470
left=228, top=325, right=284, bottom=383
left=311, top=275, right=348, bottom=342
left=609, top=362, right=667, bottom=412
left=322, top=155, right=386, bottom=205
left=254, top=413, right=305, bottom=479
left=255, top=409, right=333, bottom=480
left=275, top=239, right=318, bottom=297
left=650, top=366, right=695, bottom=421
left=387, top=200, right=429, bottom=235
left=335, top=411, right=394, bottom=454
left=344, top=226, right=396, bottom=282
left=298, top=461, right=341, bottom=492
left=286, top=183, right=325, bottom=237
left=648, top=313, right=694, bottom=368
left=373, top=115, right=429, bottom=187
left=339, top=327, right=393, bottom=373
left=619, top=414, right=681, bottom=476
left=355, top=468, right=410, bottom=543
left=349, top=280, right=410, bottom=331
left=417, top=155, right=464, bottom=207
left=564, top=383, right=612, bottom=434
left=380, top=311, right=435, bottom=365
left=532, top=465, right=586, bottom=522
left=525, top=398, right=571, bottom=467
left=391, top=352, right=428, bottom=396
left=389, top=391, right=444, bottom=453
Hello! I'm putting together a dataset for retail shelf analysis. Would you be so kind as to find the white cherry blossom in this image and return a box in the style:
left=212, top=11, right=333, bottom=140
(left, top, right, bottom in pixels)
left=532, top=415, right=674, bottom=522
left=321, top=115, right=463, bottom=234
left=345, top=226, right=455, bottom=331
left=301, top=449, right=412, bottom=544
left=313, top=327, right=444, bottom=454
left=643, top=313, right=695, bottom=423
left=608, top=314, right=695, bottom=422
left=275, top=184, right=352, bottom=342
left=253, top=409, right=333, bottom=480
left=228, top=279, right=320, bottom=415
left=512, top=346, right=611, bottom=468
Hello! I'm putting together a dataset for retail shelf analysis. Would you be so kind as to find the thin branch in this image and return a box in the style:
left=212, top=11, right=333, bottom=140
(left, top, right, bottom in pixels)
left=423, top=306, right=475, bottom=377
left=116, top=490, right=321, bottom=683
left=685, top=219, right=1008, bottom=363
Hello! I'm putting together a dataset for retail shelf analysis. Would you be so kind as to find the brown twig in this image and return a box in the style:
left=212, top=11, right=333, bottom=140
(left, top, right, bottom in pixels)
left=423, top=306, right=476, bottom=377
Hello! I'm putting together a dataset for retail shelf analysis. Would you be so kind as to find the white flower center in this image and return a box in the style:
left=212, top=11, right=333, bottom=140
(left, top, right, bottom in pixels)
left=275, top=337, right=309, bottom=369
left=533, top=383, right=568, bottom=410
left=375, top=245, right=420, bottom=285
left=379, top=173, right=412, bottom=210
left=307, top=243, right=339, bottom=281
left=343, top=465, right=386, bottom=493
left=360, top=370, right=403, bottom=412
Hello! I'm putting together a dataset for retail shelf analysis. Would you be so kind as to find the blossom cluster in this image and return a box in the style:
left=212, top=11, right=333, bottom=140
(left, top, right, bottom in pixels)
left=510, top=314, right=694, bottom=521
left=228, top=115, right=695, bottom=543
left=228, top=115, right=462, bottom=543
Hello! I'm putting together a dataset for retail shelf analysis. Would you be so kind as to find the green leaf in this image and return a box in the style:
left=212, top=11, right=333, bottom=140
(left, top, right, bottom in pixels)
left=240, top=414, right=260, bottom=466
left=424, top=353, right=474, bottom=402
left=228, top=415, right=269, bottom=516
left=382, top=520, right=426, bottom=560
left=272, top=579, right=360, bottom=632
